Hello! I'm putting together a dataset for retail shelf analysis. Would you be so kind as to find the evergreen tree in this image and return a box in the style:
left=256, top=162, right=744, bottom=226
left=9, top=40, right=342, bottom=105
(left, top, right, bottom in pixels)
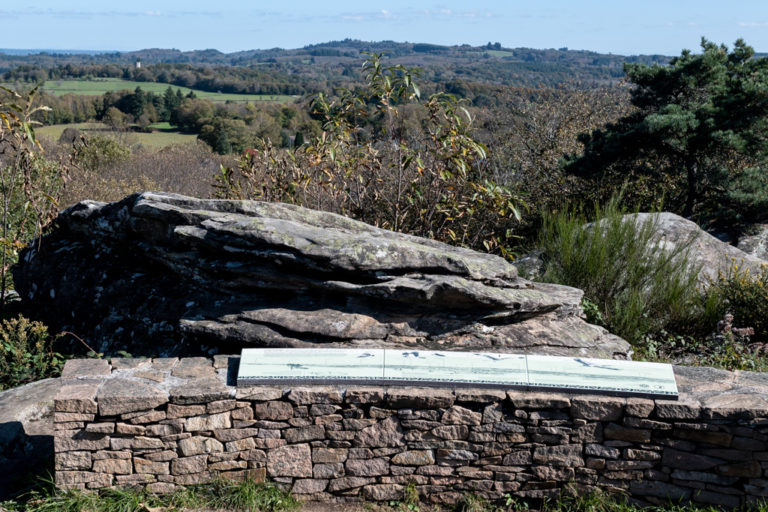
left=565, top=39, right=768, bottom=221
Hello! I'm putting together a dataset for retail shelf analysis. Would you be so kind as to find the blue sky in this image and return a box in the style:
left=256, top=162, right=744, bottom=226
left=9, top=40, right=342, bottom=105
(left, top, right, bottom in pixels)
left=3, top=1, right=767, bottom=55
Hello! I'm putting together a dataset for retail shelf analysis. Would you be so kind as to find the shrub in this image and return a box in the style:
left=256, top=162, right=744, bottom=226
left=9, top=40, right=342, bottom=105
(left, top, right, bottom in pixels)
left=704, top=260, right=768, bottom=342
left=538, top=196, right=702, bottom=345
left=0, top=315, right=62, bottom=390
left=215, top=53, right=522, bottom=255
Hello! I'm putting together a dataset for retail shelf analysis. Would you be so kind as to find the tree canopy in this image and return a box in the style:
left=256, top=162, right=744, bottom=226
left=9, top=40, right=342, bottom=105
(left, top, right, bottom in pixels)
left=565, top=38, right=768, bottom=224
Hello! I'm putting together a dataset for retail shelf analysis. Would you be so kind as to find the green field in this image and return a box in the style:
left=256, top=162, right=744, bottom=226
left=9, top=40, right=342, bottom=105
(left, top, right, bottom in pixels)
left=27, top=78, right=294, bottom=103
left=486, top=50, right=516, bottom=58
left=36, top=122, right=197, bottom=149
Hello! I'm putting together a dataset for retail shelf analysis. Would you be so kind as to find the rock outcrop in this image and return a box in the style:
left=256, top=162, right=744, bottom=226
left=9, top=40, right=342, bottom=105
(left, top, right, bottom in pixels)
left=14, top=192, right=630, bottom=359
left=623, top=213, right=767, bottom=282
left=738, top=224, right=768, bottom=262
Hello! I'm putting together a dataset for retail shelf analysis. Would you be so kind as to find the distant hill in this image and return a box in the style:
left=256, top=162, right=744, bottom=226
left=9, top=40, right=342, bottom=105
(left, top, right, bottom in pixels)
left=0, top=40, right=672, bottom=89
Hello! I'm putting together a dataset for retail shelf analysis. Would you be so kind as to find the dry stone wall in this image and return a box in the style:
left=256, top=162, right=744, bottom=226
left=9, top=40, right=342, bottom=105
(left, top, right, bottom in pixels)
left=55, top=357, right=768, bottom=507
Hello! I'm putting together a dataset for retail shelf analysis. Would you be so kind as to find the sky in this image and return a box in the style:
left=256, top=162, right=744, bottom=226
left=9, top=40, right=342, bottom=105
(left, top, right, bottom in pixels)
left=2, top=1, right=768, bottom=56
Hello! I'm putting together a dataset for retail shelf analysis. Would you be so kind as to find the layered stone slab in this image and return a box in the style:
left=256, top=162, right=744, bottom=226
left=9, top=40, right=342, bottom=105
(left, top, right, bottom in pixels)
left=237, top=349, right=677, bottom=399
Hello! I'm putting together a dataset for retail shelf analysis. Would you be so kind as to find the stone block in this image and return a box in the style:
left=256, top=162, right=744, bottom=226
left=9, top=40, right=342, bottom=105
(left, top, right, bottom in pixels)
left=55, top=381, right=101, bottom=413
left=604, top=423, right=651, bottom=443
left=178, top=436, right=224, bottom=456
left=287, top=387, right=343, bottom=405
left=61, top=358, right=111, bottom=378
left=167, top=404, right=206, bottom=419
left=292, top=479, right=329, bottom=494
left=144, top=450, right=179, bottom=462
left=355, top=416, right=404, bottom=448
left=532, top=445, right=584, bottom=467
left=441, top=406, right=482, bottom=425
left=169, top=379, right=232, bottom=405
left=134, top=458, right=170, bottom=475
left=655, top=399, right=701, bottom=419
left=661, top=448, right=724, bottom=470
left=213, top=428, right=260, bottom=442
left=585, top=444, right=620, bottom=459
left=267, top=444, right=312, bottom=478
left=253, top=401, right=294, bottom=420
left=314, top=463, right=344, bottom=479
left=507, top=391, right=570, bottom=409
left=312, top=448, right=348, bottom=463
left=454, top=388, right=506, bottom=403
left=386, top=388, right=454, bottom=409
left=185, top=412, right=232, bottom=431
left=97, top=378, right=168, bottom=416
left=226, top=438, right=257, bottom=452
left=54, top=412, right=95, bottom=422
left=235, top=387, right=284, bottom=401
left=210, top=460, right=248, bottom=471
left=110, top=436, right=165, bottom=450
left=55, top=430, right=109, bottom=452
left=571, top=396, right=624, bottom=421
left=115, top=423, right=145, bottom=435
left=125, top=410, right=166, bottom=424
left=55, top=451, right=92, bottom=470
left=392, top=450, right=435, bottom=465
left=346, top=457, right=390, bottom=477
left=93, top=458, right=133, bottom=474
left=284, top=425, right=325, bottom=443
left=673, top=428, right=732, bottom=447
left=625, top=398, right=655, bottom=417
left=171, top=455, right=208, bottom=475
left=363, top=484, right=404, bottom=501
left=170, top=357, right=215, bottom=378
left=429, top=425, right=469, bottom=440
left=327, top=477, right=375, bottom=492
left=231, top=406, right=254, bottom=421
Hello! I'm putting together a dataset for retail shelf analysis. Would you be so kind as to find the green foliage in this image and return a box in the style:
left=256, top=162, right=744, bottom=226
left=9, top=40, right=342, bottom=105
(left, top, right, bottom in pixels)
left=455, top=493, right=492, bottom=512
left=72, top=135, right=130, bottom=173
left=0, top=86, right=67, bottom=308
left=0, top=315, right=62, bottom=390
left=538, top=197, right=702, bottom=344
left=202, top=477, right=299, bottom=512
left=216, top=53, right=522, bottom=254
left=703, top=261, right=768, bottom=342
left=13, top=475, right=298, bottom=512
left=566, top=38, right=768, bottom=222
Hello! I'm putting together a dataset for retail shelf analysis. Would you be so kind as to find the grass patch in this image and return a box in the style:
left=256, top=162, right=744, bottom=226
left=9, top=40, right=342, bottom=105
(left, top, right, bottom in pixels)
left=4, top=476, right=299, bottom=512
left=8, top=78, right=296, bottom=103
left=35, top=123, right=197, bottom=150
left=485, top=50, right=516, bottom=58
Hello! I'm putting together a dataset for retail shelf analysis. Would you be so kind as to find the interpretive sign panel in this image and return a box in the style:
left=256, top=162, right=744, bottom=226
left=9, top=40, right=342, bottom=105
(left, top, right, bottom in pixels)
left=237, top=348, right=678, bottom=398
left=526, top=355, right=678, bottom=396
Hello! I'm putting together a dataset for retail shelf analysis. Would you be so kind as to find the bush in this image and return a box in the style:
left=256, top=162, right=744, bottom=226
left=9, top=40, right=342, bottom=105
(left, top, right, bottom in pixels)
left=215, top=53, right=522, bottom=256
left=0, top=315, right=62, bottom=390
left=537, top=197, right=702, bottom=345
left=704, top=260, right=768, bottom=342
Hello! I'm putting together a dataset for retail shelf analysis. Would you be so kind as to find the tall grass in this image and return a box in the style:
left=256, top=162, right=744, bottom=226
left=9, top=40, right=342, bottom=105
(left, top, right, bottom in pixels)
left=537, top=197, right=703, bottom=345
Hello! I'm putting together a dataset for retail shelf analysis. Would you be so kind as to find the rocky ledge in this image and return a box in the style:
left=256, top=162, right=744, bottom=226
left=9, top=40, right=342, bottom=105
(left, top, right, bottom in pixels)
left=14, top=192, right=629, bottom=358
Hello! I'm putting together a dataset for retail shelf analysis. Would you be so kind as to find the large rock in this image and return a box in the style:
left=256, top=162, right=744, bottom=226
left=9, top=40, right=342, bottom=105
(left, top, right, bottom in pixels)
left=737, top=224, right=768, bottom=262
left=14, top=192, right=630, bottom=359
left=621, top=212, right=767, bottom=283
left=0, top=378, right=60, bottom=499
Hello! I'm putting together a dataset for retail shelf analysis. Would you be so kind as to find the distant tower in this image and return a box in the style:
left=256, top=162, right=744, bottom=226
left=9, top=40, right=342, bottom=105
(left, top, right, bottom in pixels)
left=135, top=57, right=141, bottom=69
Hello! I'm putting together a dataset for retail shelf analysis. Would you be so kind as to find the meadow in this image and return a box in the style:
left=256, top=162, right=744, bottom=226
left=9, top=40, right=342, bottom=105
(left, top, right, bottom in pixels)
left=27, top=77, right=295, bottom=103
left=35, top=122, right=197, bottom=149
